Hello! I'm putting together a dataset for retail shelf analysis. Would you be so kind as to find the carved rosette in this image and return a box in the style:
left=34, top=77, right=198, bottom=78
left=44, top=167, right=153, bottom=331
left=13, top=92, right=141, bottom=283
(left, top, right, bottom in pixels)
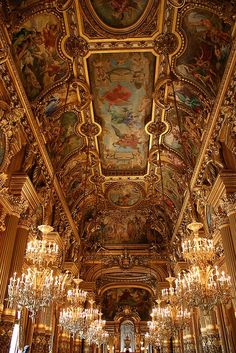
left=147, top=121, right=167, bottom=137
left=79, top=122, right=100, bottom=137
left=154, top=33, right=178, bottom=55
left=64, top=35, right=89, bottom=58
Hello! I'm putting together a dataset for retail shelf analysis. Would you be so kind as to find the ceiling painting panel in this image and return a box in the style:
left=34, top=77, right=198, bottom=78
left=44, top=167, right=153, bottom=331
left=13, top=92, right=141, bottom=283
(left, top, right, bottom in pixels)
left=101, top=287, right=152, bottom=321
left=176, top=9, right=232, bottom=96
left=89, top=0, right=149, bottom=29
left=45, top=111, right=84, bottom=167
left=163, top=108, right=201, bottom=167
left=106, top=182, right=144, bottom=208
left=12, top=13, right=68, bottom=101
left=43, top=85, right=78, bottom=118
left=83, top=208, right=165, bottom=245
left=88, top=52, right=156, bottom=175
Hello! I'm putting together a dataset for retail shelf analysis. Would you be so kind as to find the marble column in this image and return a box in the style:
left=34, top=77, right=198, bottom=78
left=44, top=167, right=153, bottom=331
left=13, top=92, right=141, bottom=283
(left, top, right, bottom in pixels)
left=215, top=305, right=231, bottom=353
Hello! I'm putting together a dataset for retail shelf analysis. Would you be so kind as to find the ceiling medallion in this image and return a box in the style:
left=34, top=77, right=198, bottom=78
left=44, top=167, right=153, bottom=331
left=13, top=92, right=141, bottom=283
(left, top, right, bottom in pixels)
left=64, top=36, right=89, bottom=58
left=154, top=33, right=178, bottom=55
left=106, top=182, right=145, bottom=209
left=79, top=122, right=100, bottom=137
left=147, top=121, right=167, bottom=137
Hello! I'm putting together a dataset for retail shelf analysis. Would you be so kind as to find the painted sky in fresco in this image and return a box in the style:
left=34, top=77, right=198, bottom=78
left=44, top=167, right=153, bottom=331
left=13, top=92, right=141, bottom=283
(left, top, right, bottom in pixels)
left=88, top=52, right=155, bottom=175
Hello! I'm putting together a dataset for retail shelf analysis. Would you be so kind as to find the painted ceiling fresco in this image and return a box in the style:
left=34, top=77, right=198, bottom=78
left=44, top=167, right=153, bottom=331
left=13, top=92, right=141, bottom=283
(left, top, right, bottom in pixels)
left=176, top=9, right=231, bottom=96
left=90, top=0, right=149, bottom=29
left=4, top=0, right=234, bottom=250
left=12, top=13, right=68, bottom=100
left=88, top=52, right=155, bottom=175
left=101, top=288, right=152, bottom=320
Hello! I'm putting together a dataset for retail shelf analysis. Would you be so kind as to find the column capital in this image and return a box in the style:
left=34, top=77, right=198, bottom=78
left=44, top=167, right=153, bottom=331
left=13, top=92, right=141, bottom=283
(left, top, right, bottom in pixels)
left=207, top=170, right=236, bottom=208
left=9, top=173, right=41, bottom=210
left=212, top=206, right=229, bottom=230
left=221, top=192, right=236, bottom=216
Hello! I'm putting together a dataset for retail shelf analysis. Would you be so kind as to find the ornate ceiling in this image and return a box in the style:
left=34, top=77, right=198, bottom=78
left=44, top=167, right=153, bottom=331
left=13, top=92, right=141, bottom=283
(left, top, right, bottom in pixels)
left=0, top=0, right=235, bottom=313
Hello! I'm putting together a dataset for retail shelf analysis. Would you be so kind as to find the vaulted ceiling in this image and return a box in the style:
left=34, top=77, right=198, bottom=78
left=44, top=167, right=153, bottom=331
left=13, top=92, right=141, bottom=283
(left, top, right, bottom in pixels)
left=0, top=0, right=235, bottom=309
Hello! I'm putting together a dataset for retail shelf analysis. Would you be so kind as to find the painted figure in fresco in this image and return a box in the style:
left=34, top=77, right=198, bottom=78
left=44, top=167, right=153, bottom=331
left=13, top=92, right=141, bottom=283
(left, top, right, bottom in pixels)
left=108, top=0, right=140, bottom=21
left=103, top=84, right=132, bottom=110
left=176, top=10, right=231, bottom=95
left=112, top=125, right=141, bottom=149
left=12, top=15, right=67, bottom=100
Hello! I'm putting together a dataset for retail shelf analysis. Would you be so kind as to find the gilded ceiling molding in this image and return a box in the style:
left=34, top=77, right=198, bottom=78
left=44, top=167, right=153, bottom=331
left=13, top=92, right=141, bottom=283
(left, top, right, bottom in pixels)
left=172, top=38, right=236, bottom=241
left=78, top=0, right=160, bottom=39
left=0, top=38, right=79, bottom=242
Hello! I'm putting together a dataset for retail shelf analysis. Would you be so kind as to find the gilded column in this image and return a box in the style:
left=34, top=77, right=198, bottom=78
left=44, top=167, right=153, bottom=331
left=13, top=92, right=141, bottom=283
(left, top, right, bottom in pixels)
left=215, top=305, right=231, bottom=353
left=191, top=308, right=202, bottom=353
left=0, top=214, right=19, bottom=353
left=0, top=214, right=19, bottom=309
left=217, top=218, right=236, bottom=310
left=221, top=193, right=236, bottom=254
left=9, top=222, right=30, bottom=278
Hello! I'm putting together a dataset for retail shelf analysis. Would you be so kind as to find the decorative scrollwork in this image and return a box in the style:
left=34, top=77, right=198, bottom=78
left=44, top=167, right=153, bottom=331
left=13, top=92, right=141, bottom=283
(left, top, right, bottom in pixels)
left=168, top=0, right=185, bottom=8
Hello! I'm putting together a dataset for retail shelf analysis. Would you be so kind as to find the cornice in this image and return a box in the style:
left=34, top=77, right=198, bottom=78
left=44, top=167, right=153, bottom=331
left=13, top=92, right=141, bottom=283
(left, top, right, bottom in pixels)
left=207, top=171, right=236, bottom=208
left=9, top=173, right=41, bottom=209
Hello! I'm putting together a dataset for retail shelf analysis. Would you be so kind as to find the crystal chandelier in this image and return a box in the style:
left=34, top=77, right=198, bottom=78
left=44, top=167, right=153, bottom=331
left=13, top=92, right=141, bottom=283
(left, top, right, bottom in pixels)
left=67, top=278, right=87, bottom=306
left=8, top=268, right=68, bottom=317
left=182, top=222, right=215, bottom=266
left=86, top=313, right=109, bottom=346
left=80, top=299, right=99, bottom=337
left=7, top=224, right=68, bottom=317
left=177, top=221, right=232, bottom=313
left=175, top=265, right=231, bottom=313
left=59, top=306, right=85, bottom=337
left=25, top=225, right=59, bottom=267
